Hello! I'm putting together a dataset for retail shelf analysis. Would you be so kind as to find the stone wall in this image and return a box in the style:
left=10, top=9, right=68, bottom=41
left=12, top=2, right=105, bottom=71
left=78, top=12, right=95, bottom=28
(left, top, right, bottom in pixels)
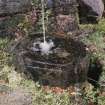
left=47, top=0, right=79, bottom=36
left=0, top=0, right=31, bottom=15
left=0, top=0, right=32, bottom=37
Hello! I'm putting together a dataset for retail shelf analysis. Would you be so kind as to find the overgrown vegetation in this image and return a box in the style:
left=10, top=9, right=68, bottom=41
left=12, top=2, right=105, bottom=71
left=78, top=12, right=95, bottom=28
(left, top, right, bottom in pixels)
left=81, top=19, right=105, bottom=82
left=80, top=18, right=105, bottom=105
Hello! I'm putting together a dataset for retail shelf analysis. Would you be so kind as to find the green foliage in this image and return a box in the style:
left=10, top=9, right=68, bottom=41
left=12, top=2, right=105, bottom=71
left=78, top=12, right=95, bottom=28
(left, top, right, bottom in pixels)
left=81, top=19, right=105, bottom=61
left=98, top=95, right=105, bottom=105
left=6, top=15, right=24, bottom=29
left=19, top=79, right=70, bottom=105
left=0, top=38, right=10, bottom=67
left=95, top=18, right=105, bottom=32
left=80, top=19, right=105, bottom=105
left=0, top=38, right=11, bottom=81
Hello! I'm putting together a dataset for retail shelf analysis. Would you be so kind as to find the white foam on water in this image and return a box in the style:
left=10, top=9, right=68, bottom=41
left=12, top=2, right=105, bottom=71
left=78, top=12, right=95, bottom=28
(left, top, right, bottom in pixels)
left=39, top=40, right=54, bottom=55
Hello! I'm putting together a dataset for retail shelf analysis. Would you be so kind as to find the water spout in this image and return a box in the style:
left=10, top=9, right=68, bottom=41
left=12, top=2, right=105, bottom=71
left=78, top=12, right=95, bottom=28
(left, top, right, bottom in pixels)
left=41, top=0, right=46, bottom=42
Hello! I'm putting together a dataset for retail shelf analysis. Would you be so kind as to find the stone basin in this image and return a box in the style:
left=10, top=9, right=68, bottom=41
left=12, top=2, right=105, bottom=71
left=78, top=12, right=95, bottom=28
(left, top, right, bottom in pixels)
left=11, top=33, right=89, bottom=88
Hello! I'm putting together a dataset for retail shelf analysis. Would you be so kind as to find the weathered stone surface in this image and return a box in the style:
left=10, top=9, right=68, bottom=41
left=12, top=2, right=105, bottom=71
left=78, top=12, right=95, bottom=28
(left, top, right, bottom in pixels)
left=78, top=0, right=104, bottom=23
left=47, top=0, right=104, bottom=24
left=47, top=0, right=79, bottom=36
left=0, top=14, right=25, bottom=37
left=10, top=33, right=89, bottom=88
left=0, top=0, right=32, bottom=15
left=0, top=87, right=32, bottom=105
left=0, top=0, right=32, bottom=37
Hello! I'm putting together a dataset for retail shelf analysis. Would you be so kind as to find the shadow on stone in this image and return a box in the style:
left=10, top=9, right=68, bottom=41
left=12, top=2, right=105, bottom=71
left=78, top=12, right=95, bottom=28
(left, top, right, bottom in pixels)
left=87, top=58, right=103, bottom=88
